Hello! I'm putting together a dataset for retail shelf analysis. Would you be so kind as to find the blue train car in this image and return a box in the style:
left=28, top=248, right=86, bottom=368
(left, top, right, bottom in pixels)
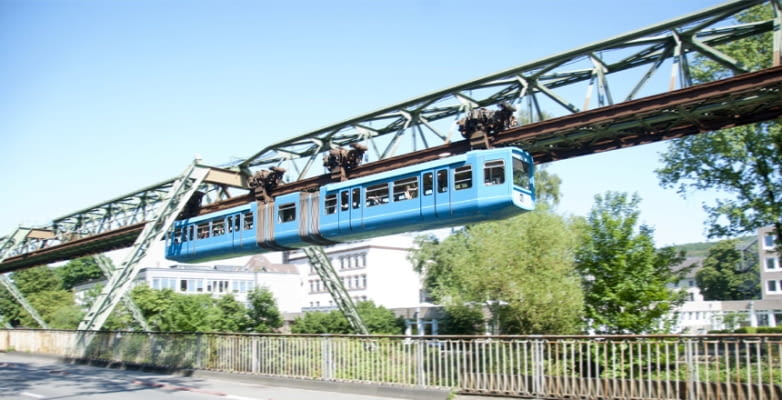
left=166, top=147, right=535, bottom=263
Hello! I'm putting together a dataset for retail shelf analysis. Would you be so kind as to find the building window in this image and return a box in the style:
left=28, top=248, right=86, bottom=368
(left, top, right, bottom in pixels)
left=766, top=257, right=778, bottom=271
left=764, top=233, right=776, bottom=249
left=768, top=280, right=779, bottom=293
left=688, top=280, right=695, bottom=287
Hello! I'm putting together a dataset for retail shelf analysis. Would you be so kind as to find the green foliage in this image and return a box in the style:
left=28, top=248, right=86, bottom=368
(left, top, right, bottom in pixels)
left=696, top=239, right=760, bottom=300
left=0, top=265, right=84, bottom=328
left=438, top=303, right=484, bottom=335
left=56, top=256, right=105, bottom=289
left=291, top=309, right=350, bottom=334
left=12, top=266, right=62, bottom=294
left=213, top=294, right=251, bottom=332
left=656, top=5, right=782, bottom=243
left=576, top=192, right=688, bottom=334
left=411, top=209, right=584, bottom=334
left=535, top=166, right=562, bottom=206
left=128, top=284, right=284, bottom=333
left=291, top=301, right=404, bottom=334
left=131, top=285, right=217, bottom=332
left=246, top=287, right=283, bottom=333
left=355, top=301, right=404, bottom=334
left=22, top=290, right=81, bottom=329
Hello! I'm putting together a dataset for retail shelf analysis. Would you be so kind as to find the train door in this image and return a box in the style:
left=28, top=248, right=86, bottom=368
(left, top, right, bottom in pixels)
left=184, top=225, right=195, bottom=258
left=230, top=214, right=242, bottom=250
left=349, top=187, right=362, bottom=230
left=338, top=189, right=351, bottom=232
left=434, top=168, right=451, bottom=217
left=420, top=171, right=435, bottom=219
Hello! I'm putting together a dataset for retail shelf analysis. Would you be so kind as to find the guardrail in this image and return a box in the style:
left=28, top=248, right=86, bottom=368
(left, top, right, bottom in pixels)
left=1, top=329, right=780, bottom=400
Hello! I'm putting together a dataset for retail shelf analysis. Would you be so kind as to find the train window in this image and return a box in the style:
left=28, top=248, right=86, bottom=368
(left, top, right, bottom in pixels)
left=188, top=225, right=194, bottom=241
left=454, top=165, right=472, bottom=190
left=243, top=213, right=253, bottom=230
left=437, top=170, right=448, bottom=193
left=484, top=160, right=505, bottom=185
left=393, top=176, right=418, bottom=201
left=278, top=203, right=296, bottom=222
left=341, top=190, right=349, bottom=211
left=366, top=183, right=389, bottom=207
left=325, top=193, right=337, bottom=214
left=173, top=228, right=183, bottom=243
left=352, top=188, right=361, bottom=209
left=212, top=219, right=225, bottom=236
left=513, top=157, right=530, bottom=189
left=423, top=172, right=433, bottom=195
left=197, top=222, right=210, bottom=239
left=233, top=215, right=240, bottom=232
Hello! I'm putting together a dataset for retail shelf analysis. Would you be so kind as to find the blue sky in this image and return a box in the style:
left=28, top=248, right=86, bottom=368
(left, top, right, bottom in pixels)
left=0, top=0, right=726, bottom=247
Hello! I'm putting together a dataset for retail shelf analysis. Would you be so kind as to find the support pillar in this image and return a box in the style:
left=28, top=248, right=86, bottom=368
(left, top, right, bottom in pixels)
left=75, top=162, right=209, bottom=352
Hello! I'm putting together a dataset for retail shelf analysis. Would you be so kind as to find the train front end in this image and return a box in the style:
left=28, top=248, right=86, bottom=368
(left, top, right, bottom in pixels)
left=510, top=148, right=536, bottom=211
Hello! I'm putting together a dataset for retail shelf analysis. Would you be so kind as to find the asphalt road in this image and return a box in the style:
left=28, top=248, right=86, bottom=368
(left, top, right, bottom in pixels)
left=0, top=352, right=443, bottom=400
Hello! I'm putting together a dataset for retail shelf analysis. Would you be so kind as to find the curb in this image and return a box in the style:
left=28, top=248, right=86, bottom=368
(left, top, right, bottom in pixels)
left=191, top=369, right=452, bottom=400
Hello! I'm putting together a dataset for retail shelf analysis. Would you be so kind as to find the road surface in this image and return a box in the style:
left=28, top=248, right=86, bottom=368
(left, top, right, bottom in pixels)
left=0, top=352, right=447, bottom=400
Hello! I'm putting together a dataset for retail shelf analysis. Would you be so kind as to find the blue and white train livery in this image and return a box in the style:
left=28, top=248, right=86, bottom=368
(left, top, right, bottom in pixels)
left=165, top=147, right=536, bottom=262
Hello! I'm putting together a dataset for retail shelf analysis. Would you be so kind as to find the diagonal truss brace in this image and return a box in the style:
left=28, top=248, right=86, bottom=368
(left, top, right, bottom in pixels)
left=93, top=255, right=151, bottom=332
left=0, top=275, right=49, bottom=329
left=302, top=246, right=368, bottom=335
left=75, top=163, right=209, bottom=349
left=0, top=228, right=49, bottom=329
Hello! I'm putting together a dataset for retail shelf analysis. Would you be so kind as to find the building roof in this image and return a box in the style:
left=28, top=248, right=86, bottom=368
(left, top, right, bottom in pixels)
left=244, top=255, right=299, bottom=274
left=672, top=257, right=703, bottom=279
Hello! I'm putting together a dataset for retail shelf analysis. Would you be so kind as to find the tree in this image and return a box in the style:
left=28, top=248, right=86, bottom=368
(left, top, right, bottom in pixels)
left=131, top=285, right=217, bottom=332
left=291, top=310, right=350, bottom=334
left=656, top=5, right=782, bottom=242
left=696, top=239, right=760, bottom=300
left=355, top=301, right=404, bottom=334
left=56, top=256, right=104, bottom=290
left=3, top=265, right=81, bottom=328
left=213, top=294, right=251, bottom=332
left=576, top=192, right=688, bottom=334
left=437, top=303, right=485, bottom=335
left=290, top=301, right=404, bottom=334
left=411, top=209, right=584, bottom=334
left=245, top=287, right=283, bottom=333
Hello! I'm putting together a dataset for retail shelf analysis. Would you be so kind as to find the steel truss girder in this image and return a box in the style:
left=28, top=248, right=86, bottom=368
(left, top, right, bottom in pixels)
left=1, top=0, right=782, bottom=279
left=92, top=255, right=150, bottom=332
left=238, top=0, right=778, bottom=177
left=75, top=164, right=209, bottom=350
left=0, top=165, right=246, bottom=273
left=302, top=246, right=369, bottom=335
left=0, top=228, right=48, bottom=329
left=0, top=275, right=48, bottom=329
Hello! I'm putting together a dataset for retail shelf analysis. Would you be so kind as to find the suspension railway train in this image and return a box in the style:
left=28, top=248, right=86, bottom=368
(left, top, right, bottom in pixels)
left=165, top=147, right=536, bottom=262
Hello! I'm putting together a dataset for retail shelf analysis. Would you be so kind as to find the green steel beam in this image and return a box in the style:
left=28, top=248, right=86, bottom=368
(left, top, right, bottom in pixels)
left=238, top=0, right=778, bottom=178
left=0, top=228, right=49, bottom=329
left=302, top=246, right=369, bottom=335
left=92, top=255, right=151, bottom=332
left=75, top=163, right=209, bottom=351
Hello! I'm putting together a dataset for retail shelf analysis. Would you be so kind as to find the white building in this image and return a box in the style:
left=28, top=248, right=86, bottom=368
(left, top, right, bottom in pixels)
left=122, top=233, right=425, bottom=318
left=134, top=254, right=303, bottom=313
left=285, top=234, right=425, bottom=312
left=668, top=227, right=782, bottom=333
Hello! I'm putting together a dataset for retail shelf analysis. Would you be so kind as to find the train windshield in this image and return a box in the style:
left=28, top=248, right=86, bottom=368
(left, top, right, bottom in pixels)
left=512, top=156, right=531, bottom=190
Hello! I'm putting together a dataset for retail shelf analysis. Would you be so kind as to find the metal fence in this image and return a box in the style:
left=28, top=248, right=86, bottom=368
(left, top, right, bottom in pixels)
left=1, top=329, right=780, bottom=400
